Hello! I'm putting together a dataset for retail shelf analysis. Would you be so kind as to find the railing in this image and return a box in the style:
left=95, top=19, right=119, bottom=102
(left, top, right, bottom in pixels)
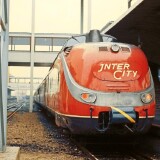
left=8, top=77, right=43, bottom=90
left=9, top=32, right=75, bottom=52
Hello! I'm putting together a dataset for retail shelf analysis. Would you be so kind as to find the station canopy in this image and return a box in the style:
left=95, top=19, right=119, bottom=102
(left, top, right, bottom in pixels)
left=101, top=0, right=160, bottom=65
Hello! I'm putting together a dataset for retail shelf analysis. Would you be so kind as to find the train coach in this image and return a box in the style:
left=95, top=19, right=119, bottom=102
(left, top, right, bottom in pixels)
left=34, top=30, right=155, bottom=135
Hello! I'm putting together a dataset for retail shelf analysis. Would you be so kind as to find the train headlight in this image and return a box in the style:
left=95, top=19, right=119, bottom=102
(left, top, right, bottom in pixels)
left=111, top=44, right=120, bottom=52
left=141, top=93, right=153, bottom=104
left=81, top=93, right=96, bottom=103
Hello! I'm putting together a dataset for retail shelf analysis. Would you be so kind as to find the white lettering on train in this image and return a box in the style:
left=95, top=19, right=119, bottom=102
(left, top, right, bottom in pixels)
left=98, top=63, right=138, bottom=80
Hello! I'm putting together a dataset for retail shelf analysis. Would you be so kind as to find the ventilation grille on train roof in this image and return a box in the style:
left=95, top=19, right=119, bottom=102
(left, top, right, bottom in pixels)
left=99, top=46, right=130, bottom=52
left=99, top=47, right=108, bottom=51
left=121, top=47, right=130, bottom=52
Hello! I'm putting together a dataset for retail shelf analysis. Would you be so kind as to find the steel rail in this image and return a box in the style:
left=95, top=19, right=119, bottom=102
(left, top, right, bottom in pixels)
left=130, top=152, right=155, bottom=160
left=7, top=103, right=24, bottom=120
left=71, top=136, right=156, bottom=160
left=71, top=138, right=98, bottom=160
left=7, top=103, right=19, bottom=110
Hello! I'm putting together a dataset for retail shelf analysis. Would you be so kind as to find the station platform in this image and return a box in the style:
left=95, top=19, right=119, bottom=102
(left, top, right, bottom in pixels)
left=0, top=147, right=20, bottom=160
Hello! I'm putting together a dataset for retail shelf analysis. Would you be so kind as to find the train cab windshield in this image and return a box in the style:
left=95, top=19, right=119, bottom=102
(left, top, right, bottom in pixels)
left=64, top=35, right=86, bottom=47
left=62, top=30, right=117, bottom=55
left=63, top=31, right=117, bottom=48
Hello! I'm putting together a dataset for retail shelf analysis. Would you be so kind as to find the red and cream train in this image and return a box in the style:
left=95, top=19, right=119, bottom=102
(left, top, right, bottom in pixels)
left=34, top=30, right=155, bottom=135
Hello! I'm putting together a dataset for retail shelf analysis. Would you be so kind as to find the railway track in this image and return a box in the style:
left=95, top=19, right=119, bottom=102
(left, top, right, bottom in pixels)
left=7, top=102, right=24, bottom=120
left=21, top=108, right=159, bottom=159
left=88, top=150, right=156, bottom=160
left=72, top=135, right=159, bottom=160
left=7, top=102, right=19, bottom=110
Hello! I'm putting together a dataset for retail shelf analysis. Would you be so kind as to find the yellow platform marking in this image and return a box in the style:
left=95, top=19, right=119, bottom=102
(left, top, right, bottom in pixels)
left=110, top=106, right=136, bottom=123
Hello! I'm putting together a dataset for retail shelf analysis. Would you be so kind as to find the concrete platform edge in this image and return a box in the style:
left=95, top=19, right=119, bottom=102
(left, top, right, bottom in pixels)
left=0, top=146, right=20, bottom=160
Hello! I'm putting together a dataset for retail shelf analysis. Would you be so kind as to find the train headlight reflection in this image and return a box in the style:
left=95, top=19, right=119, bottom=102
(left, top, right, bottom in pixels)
left=81, top=93, right=96, bottom=103
left=141, top=93, right=152, bottom=104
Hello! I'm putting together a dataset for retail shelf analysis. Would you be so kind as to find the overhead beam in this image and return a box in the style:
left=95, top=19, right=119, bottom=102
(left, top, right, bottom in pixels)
left=8, top=62, right=52, bottom=67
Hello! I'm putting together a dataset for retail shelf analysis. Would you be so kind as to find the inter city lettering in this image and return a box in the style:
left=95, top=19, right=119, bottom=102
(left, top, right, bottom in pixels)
left=97, top=63, right=138, bottom=80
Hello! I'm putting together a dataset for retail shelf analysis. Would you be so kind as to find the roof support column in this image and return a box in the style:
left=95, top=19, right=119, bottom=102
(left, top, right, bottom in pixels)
left=88, top=0, right=91, bottom=32
left=29, top=0, right=35, bottom=112
left=0, top=0, right=9, bottom=152
left=128, top=0, right=133, bottom=8
left=80, top=0, right=84, bottom=34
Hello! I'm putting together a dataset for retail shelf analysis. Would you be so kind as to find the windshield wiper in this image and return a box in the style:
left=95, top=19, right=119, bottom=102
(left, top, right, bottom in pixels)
left=71, top=36, right=80, bottom=43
